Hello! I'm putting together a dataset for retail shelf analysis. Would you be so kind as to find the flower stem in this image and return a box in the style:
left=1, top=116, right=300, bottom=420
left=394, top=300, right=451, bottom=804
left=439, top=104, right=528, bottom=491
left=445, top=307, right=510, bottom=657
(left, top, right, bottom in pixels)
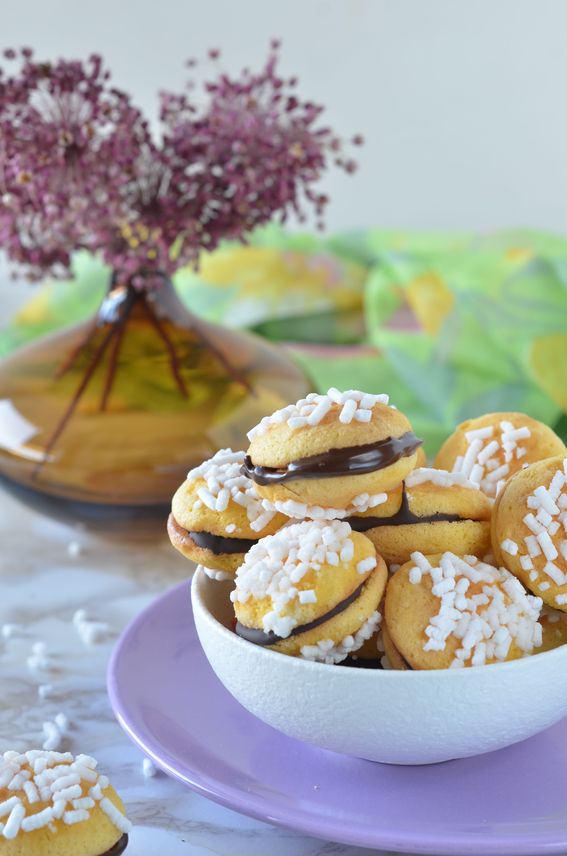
left=141, top=296, right=189, bottom=398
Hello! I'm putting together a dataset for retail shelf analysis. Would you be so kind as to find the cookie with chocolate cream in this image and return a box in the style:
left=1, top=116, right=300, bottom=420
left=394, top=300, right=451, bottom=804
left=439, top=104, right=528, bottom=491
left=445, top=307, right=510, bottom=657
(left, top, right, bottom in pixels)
left=381, top=624, right=411, bottom=670
left=435, top=412, right=566, bottom=498
left=348, top=468, right=492, bottom=565
left=168, top=448, right=286, bottom=578
left=243, top=389, right=422, bottom=517
left=385, top=552, right=542, bottom=670
left=0, top=749, right=131, bottom=856
left=491, top=456, right=567, bottom=612
left=230, top=519, right=387, bottom=663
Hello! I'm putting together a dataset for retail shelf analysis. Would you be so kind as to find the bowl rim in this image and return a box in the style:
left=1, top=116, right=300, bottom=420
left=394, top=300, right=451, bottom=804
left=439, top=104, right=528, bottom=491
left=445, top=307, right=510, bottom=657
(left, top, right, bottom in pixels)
left=191, top=565, right=567, bottom=679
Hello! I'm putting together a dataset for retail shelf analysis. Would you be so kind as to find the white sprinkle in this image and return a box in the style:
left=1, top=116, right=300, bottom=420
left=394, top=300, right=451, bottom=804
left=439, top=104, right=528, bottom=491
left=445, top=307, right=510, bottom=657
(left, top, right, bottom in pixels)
left=537, top=531, right=559, bottom=562
left=38, top=684, right=55, bottom=701
left=63, top=809, right=90, bottom=825
left=1, top=623, right=24, bottom=639
left=225, top=523, right=236, bottom=534
left=405, top=467, right=476, bottom=489
left=465, top=426, right=494, bottom=441
left=142, top=758, right=157, bottom=778
left=0, top=797, right=21, bottom=818
left=555, top=594, right=567, bottom=605
left=501, top=539, right=518, bottom=556
left=306, top=397, right=332, bottom=425
left=524, top=514, right=544, bottom=535
left=200, top=565, right=233, bottom=582
left=299, top=590, right=317, bottom=604
left=356, top=556, right=377, bottom=575
left=534, top=486, right=560, bottom=515
left=539, top=582, right=551, bottom=591
left=2, top=803, right=25, bottom=839
left=339, top=399, right=357, bottom=424
left=99, top=798, right=132, bottom=833
left=73, top=610, right=111, bottom=646
left=67, top=540, right=83, bottom=558
left=544, top=562, right=567, bottom=586
left=23, top=781, right=39, bottom=804
left=409, top=567, right=423, bottom=584
left=524, top=535, right=542, bottom=557
left=519, top=555, right=534, bottom=571
left=21, top=806, right=54, bottom=831
left=42, top=721, right=62, bottom=752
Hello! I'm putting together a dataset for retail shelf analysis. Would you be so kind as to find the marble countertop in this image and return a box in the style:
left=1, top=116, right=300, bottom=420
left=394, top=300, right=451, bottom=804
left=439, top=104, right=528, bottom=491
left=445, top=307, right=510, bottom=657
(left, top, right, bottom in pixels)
left=0, top=489, right=406, bottom=856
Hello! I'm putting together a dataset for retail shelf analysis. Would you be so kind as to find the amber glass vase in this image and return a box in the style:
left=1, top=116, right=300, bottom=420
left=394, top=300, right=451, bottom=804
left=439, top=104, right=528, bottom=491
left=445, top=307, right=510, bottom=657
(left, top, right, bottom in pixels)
left=0, top=277, right=310, bottom=522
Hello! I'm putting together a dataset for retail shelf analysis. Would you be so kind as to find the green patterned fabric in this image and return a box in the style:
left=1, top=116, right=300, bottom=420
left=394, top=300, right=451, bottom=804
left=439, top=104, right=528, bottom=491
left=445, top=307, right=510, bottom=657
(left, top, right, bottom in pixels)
left=1, top=227, right=566, bottom=454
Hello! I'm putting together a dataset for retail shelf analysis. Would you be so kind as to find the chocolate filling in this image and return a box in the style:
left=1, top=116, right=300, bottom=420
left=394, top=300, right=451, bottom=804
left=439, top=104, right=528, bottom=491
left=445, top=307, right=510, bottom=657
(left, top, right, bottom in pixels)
left=170, top=515, right=257, bottom=555
left=348, top=488, right=463, bottom=533
left=242, top=432, right=422, bottom=485
left=341, top=656, right=383, bottom=669
left=101, top=834, right=129, bottom=856
left=235, top=580, right=366, bottom=646
left=188, top=529, right=258, bottom=555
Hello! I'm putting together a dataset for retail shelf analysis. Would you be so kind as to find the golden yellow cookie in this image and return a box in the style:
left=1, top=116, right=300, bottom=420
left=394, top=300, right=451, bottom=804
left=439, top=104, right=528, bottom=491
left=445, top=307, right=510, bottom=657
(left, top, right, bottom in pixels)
left=539, top=607, right=567, bottom=652
left=348, top=468, right=492, bottom=564
left=243, top=389, right=422, bottom=515
left=491, top=456, right=567, bottom=611
left=435, top=412, right=566, bottom=498
left=385, top=552, right=543, bottom=670
left=231, top=519, right=387, bottom=663
left=168, top=448, right=286, bottom=576
left=0, top=749, right=130, bottom=855
left=382, top=624, right=411, bottom=670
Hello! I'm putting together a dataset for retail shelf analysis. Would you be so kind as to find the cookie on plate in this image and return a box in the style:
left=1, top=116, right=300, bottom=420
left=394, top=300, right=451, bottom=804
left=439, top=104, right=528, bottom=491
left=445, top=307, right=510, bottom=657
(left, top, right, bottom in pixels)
left=168, top=448, right=286, bottom=579
left=434, top=412, right=566, bottom=498
left=385, top=552, right=543, bottom=670
left=243, top=389, right=422, bottom=518
left=230, top=519, right=387, bottom=663
left=0, top=749, right=131, bottom=855
left=348, top=468, right=492, bottom=565
left=491, top=456, right=567, bottom=611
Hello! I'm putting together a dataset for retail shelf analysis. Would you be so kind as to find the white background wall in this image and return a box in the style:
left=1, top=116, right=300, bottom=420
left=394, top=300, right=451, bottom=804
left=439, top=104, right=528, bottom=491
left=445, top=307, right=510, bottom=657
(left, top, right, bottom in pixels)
left=2, top=0, right=567, bottom=313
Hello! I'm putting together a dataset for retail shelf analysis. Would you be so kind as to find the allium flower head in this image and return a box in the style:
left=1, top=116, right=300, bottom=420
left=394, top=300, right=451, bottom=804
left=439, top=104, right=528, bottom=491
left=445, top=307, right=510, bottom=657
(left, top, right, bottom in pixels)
left=0, top=49, right=152, bottom=280
left=0, top=44, right=360, bottom=287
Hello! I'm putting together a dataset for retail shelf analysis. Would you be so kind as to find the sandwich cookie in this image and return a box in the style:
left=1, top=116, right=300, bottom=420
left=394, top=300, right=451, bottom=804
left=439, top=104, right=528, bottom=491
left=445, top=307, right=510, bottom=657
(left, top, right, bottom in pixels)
left=168, top=448, right=286, bottom=579
left=0, top=749, right=131, bottom=856
left=244, top=389, right=422, bottom=517
left=230, top=519, right=387, bottom=663
left=492, top=456, right=567, bottom=612
left=434, top=411, right=566, bottom=498
left=385, top=552, right=542, bottom=670
left=348, top=468, right=492, bottom=565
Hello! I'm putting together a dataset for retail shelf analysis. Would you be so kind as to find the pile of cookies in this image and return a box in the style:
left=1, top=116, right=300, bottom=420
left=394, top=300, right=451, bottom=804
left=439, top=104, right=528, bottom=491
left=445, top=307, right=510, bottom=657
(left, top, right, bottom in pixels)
left=168, top=389, right=567, bottom=670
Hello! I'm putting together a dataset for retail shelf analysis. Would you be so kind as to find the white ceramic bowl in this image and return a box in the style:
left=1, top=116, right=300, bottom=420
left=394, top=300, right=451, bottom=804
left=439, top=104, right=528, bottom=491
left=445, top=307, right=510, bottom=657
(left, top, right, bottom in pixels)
left=191, top=568, right=567, bottom=765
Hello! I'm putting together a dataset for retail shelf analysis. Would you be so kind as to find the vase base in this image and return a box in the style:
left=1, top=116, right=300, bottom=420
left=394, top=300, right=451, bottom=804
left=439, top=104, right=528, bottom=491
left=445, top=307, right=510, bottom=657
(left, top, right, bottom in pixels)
left=0, top=473, right=171, bottom=532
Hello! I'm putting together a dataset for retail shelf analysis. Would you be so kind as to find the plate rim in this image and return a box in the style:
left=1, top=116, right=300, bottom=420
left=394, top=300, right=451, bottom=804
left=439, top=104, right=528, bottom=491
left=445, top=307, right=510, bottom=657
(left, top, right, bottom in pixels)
left=107, top=581, right=567, bottom=856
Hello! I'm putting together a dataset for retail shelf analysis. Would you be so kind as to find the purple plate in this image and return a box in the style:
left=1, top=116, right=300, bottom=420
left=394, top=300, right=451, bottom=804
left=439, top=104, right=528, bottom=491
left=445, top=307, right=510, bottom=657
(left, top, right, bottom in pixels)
left=108, top=582, right=567, bottom=855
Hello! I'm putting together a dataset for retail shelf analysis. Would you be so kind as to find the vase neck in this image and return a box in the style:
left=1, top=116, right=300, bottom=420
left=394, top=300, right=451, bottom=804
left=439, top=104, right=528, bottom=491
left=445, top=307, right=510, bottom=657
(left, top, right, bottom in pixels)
left=99, top=271, right=187, bottom=326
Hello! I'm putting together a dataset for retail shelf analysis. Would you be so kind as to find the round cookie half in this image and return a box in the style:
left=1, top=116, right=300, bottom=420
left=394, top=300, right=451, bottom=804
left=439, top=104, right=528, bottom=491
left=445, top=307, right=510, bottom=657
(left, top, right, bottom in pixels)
left=385, top=552, right=542, bottom=670
left=169, top=448, right=286, bottom=574
left=434, top=411, right=566, bottom=498
left=244, top=390, right=422, bottom=509
left=382, top=624, right=411, bottom=670
left=491, top=455, right=567, bottom=611
left=349, top=469, right=492, bottom=565
left=232, top=519, right=387, bottom=663
left=0, top=750, right=130, bottom=856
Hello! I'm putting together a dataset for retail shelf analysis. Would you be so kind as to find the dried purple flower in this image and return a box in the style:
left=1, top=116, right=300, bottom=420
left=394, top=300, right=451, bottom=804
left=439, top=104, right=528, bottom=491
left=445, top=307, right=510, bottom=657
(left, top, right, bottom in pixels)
left=0, top=49, right=152, bottom=280
left=0, top=44, right=359, bottom=287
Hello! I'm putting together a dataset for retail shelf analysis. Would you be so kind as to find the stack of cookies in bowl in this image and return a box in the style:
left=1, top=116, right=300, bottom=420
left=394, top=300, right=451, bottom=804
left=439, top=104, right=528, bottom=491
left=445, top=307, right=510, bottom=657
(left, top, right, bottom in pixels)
left=168, top=389, right=567, bottom=672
